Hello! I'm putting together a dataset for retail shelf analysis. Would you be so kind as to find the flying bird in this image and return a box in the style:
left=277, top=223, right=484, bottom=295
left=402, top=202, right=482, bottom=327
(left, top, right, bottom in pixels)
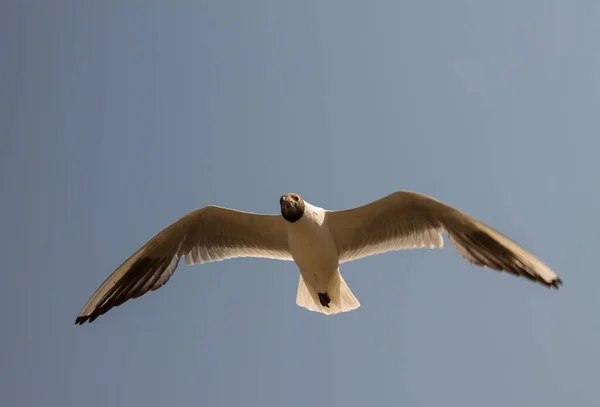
left=75, top=191, right=561, bottom=324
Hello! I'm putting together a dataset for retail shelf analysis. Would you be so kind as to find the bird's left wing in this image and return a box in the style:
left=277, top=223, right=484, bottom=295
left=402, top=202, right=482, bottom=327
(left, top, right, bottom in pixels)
left=76, top=206, right=291, bottom=324
left=326, top=191, right=561, bottom=288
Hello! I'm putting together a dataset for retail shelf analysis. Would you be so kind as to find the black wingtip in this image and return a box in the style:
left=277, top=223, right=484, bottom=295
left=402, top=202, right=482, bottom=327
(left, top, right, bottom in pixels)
left=74, top=314, right=99, bottom=325
left=551, top=277, right=563, bottom=289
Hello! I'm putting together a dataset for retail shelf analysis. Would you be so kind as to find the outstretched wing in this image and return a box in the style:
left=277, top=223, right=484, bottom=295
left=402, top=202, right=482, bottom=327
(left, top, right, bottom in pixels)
left=326, top=191, right=561, bottom=288
left=76, top=206, right=291, bottom=324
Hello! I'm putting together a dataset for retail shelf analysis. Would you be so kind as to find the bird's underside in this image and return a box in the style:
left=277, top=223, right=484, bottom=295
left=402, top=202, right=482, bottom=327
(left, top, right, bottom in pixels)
left=75, top=191, right=561, bottom=324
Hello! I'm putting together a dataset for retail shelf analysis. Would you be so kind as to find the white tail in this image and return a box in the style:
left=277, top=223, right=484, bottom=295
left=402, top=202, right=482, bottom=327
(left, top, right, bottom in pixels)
left=295, top=271, right=360, bottom=315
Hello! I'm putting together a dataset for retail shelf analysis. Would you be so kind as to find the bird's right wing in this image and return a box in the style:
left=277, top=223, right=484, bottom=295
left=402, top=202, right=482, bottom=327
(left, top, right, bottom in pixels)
left=76, top=206, right=291, bottom=324
left=326, top=191, right=561, bottom=288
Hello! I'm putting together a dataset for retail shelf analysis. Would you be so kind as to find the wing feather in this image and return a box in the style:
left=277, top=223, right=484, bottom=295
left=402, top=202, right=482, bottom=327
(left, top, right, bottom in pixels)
left=326, top=191, right=561, bottom=288
left=76, top=206, right=291, bottom=324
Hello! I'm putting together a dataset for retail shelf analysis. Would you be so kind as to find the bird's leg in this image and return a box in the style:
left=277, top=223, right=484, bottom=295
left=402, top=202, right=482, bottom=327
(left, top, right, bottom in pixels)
left=318, top=292, right=331, bottom=308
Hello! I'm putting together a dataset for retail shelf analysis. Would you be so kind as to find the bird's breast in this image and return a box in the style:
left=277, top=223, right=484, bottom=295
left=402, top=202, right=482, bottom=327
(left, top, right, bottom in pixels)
left=286, top=220, right=339, bottom=276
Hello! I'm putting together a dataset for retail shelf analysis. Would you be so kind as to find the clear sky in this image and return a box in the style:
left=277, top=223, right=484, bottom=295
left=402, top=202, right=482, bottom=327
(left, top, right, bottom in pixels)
left=2, top=1, right=599, bottom=406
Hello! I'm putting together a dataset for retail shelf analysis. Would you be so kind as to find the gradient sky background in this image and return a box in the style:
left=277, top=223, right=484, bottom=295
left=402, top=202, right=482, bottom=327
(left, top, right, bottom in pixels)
left=2, top=1, right=600, bottom=406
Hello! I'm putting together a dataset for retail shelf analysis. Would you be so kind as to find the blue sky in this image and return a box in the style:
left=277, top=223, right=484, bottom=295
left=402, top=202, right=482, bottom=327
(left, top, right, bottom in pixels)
left=2, top=1, right=600, bottom=406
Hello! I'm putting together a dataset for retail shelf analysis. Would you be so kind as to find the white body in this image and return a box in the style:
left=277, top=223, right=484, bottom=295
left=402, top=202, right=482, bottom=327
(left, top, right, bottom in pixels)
left=286, top=203, right=337, bottom=292
left=286, top=203, right=360, bottom=314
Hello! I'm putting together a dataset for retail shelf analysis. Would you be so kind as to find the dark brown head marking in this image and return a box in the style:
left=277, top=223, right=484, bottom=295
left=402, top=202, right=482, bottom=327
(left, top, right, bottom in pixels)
left=279, top=193, right=305, bottom=223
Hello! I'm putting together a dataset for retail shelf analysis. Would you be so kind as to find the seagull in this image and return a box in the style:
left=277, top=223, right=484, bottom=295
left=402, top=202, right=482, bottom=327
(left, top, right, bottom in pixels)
left=75, top=191, right=561, bottom=324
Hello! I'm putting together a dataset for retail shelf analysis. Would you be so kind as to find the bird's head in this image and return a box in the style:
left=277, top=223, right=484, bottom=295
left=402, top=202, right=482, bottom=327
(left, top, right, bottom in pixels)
left=280, top=193, right=305, bottom=223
